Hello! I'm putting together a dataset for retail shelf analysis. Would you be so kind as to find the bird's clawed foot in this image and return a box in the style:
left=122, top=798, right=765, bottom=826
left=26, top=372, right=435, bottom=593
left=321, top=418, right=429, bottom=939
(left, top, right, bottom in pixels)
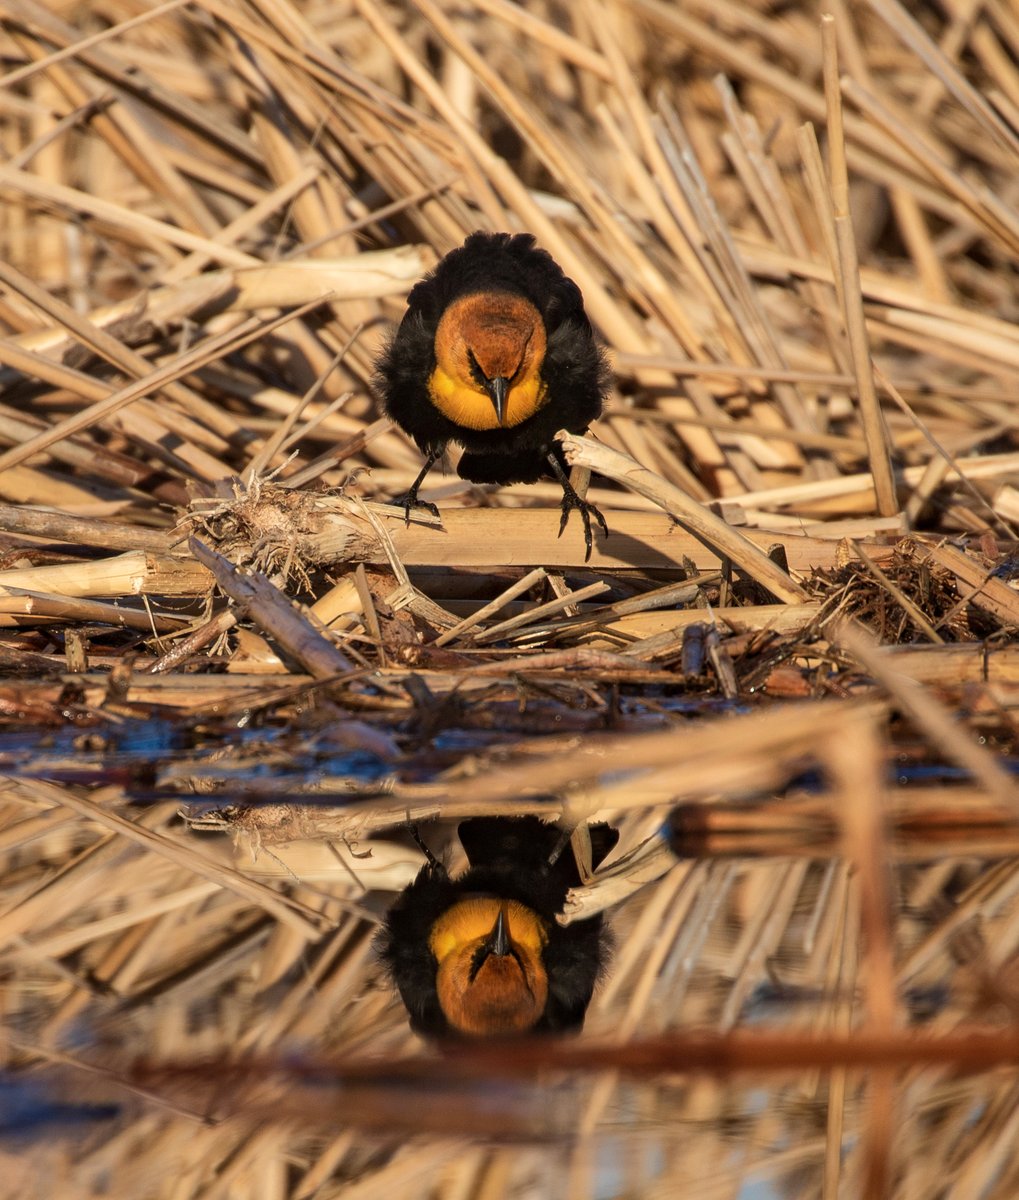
left=557, top=480, right=609, bottom=563
left=392, top=489, right=441, bottom=524
left=546, top=451, right=608, bottom=562
left=392, top=448, right=443, bottom=524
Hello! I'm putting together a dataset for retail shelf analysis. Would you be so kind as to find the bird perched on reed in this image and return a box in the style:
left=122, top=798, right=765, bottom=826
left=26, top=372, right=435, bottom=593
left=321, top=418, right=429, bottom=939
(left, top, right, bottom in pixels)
left=375, top=231, right=609, bottom=560
left=377, top=817, right=618, bottom=1038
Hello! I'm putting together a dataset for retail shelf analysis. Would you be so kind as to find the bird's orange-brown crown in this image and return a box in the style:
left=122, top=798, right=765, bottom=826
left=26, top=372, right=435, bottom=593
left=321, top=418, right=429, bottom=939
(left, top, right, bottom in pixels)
left=428, top=292, right=549, bottom=431
left=428, top=897, right=549, bottom=1037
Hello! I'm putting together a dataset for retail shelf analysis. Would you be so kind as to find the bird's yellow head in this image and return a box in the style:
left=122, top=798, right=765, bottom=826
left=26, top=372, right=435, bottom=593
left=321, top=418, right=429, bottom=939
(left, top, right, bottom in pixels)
left=428, top=897, right=549, bottom=1036
left=428, top=292, right=549, bottom=431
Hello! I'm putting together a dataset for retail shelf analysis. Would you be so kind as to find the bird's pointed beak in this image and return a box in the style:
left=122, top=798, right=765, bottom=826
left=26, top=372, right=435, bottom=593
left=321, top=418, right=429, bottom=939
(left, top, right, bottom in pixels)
left=484, top=907, right=511, bottom=957
left=486, top=376, right=509, bottom=426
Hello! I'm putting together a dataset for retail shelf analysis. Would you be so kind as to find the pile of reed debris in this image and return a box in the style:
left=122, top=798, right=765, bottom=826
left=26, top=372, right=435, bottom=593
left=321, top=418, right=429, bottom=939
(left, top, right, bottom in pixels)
left=2, top=2, right=1019, bottom=1197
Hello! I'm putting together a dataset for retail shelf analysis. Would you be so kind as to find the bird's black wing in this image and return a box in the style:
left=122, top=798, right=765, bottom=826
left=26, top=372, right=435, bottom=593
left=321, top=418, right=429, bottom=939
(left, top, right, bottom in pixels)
left=538, top=917, right=613, bottom=1033
left=459, top=816, right=618, bottom=877
left=458, top=815, right=618, bottom=938
left=374, top=864, right=460, bottom=1036
left=374, top=306, right=442, bottom=455
left=457, top=815, right=564, bottom=872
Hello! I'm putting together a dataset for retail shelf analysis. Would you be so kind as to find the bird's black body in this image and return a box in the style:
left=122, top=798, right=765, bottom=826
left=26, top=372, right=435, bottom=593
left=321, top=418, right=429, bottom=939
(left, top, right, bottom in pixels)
left=375, top=232, right=609, bottom=556
left=377, top=232, right=606, bottom=482
left=377, top=817, right=618, bottom=1038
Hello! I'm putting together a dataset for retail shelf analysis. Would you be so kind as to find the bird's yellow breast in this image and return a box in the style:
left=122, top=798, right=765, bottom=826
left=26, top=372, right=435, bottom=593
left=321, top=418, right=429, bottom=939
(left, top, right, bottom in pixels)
left=428, top=367, right=547, bottom=431
left=429, top=897, right=547, bottom=963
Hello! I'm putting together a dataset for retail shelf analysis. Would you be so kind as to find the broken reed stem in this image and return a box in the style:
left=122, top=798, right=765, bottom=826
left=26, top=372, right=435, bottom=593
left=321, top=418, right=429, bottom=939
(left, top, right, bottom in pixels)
left=825, top=707, right=897, bottom=1197
left=0, top=256, right=214, bottom=435
left=0, top=551, right=210, bottom=599
left=668, top=800, right=1019, bottom=861
left=147, top=609, right=239, bottom=674
left=134, top=1026, right=1019, bottom=1084
left=920, top=543, right=1019, bottom=627
left=0, top=299, right=327, bottom=475
left=473, top=580, right=610, bottom=643
left=821, top=17, right=898, bottom=519
left=0, top=501, right=173, bottom=552
left=434, top=567, right=548, bottom=646
left=189, top=537, right=354, bottom=677
left=874, top=362, right=1019, bottom=540
left=7, top=777, right=327, bottom=936
left=821, top=15, right=850, bottom=219
left=0, top=593, right=188, bottom=632
left=557, top=432, right=808, bottom=603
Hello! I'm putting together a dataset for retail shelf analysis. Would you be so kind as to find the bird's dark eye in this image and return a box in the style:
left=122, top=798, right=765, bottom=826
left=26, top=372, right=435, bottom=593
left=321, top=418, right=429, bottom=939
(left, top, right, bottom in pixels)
left=466, top=350, right=488, bottom=387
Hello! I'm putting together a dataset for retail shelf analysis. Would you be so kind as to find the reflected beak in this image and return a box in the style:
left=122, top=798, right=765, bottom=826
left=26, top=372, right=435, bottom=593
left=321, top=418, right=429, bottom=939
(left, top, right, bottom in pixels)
left=486, top=376, right=509, bottom=426
left=483, top=908, right=511, bottom=958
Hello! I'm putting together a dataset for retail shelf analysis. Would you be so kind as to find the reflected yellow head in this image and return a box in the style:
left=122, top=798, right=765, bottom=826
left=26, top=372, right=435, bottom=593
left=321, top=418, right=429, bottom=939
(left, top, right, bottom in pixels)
left=429, top=292, right=549, bottom=431
left=429, top=897, right=549, bottom=1036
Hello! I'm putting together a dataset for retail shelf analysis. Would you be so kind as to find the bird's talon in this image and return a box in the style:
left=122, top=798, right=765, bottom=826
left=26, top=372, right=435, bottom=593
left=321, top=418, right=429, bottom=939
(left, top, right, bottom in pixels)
left=393, top=493, right=441, bottom=524
left=558, top=491, right=608, bottom=562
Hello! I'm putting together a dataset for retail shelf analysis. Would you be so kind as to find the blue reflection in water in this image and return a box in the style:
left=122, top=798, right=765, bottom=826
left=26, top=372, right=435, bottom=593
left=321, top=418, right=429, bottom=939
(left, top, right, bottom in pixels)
left=0, top=1077, right=119, bottom=1139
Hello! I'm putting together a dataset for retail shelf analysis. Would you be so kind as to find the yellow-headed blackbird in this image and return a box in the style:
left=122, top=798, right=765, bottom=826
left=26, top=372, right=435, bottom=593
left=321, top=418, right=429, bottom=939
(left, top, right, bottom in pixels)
left=375, top=231, right=610, bottom=559
left=377, top=817, right=618, bottom=1038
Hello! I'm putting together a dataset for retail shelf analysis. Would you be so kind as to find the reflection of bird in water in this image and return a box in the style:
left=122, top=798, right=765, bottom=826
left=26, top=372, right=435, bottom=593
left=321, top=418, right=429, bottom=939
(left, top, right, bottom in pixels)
left=377, top=817, right=619, bottom=1038
left=375, top=231, right=610, bottom=559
